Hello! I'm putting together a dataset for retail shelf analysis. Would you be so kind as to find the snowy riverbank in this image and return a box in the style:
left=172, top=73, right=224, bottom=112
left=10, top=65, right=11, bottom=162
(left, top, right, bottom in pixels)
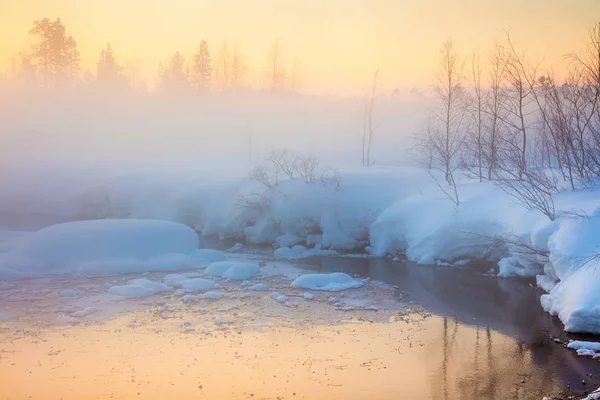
left=0, top=165, right=599, bottom=334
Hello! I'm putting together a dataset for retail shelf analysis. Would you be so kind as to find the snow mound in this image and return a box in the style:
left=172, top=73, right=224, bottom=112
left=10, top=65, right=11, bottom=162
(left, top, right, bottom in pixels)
left=567, top=340, right=600, bottom=351
left=203, top=261, right=260, bottom=280
left=303, top=292, right=315, bottom=300
left=271, top=292, right=289, bottom=303
left=163, top=274, right=218, bottom=292
left=0, top=220, right=199, bottom=276
left=541, top=264, right=600, bottom=334
left=291, top=273, right=363, bottom=291
left=108, top=279, right=171, bottom=298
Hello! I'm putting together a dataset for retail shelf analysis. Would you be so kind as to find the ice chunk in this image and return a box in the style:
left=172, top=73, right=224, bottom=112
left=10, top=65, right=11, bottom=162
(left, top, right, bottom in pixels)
left=227, top=243, right=245, bottom=253
left=72, top=307, right=97, bottom=318
left=202, top=291, right=224, bottom=300
left=291, top=273, right=363, bottom=292
left=249, top=283, right=268, bottom=291
left=203, top=261, right=260, bottom=280
left=59, top=289, right=80, bottom=297
left=303, top=292, right=315, bottom=300
left=108, top=279, right=171, bottom=298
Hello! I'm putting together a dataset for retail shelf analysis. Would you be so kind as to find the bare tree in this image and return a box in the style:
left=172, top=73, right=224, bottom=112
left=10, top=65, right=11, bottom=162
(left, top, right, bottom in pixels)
left=268, top=39, right=285, bottom=91
left=362, top=69, right=380, bottom=167
left=230, top=43, right=247, bottom=90
left=483, top=45, right=506, bottom=179
left=419, top=40, right=467, bottom=206
left=467, top=52, right=484, bottom=181
left=497, top=33, right=539, bottom=180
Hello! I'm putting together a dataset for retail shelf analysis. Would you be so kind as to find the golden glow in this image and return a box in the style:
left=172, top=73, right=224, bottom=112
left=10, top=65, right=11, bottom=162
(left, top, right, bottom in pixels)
left=1, top=0, right=598, bottom=93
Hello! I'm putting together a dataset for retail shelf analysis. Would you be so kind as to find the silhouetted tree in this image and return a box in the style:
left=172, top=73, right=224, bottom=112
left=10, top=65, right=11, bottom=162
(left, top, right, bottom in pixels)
left=29, top=18, right=78, bottom=87
left=230, top=43, right=247, bottom=90
left=268, top=39, right=285, bottom=91
left=97, top=44, right=124, bottom=87
left=157, top=51, right=190, bottom=92
left=192, top=40, right=212, bottom=91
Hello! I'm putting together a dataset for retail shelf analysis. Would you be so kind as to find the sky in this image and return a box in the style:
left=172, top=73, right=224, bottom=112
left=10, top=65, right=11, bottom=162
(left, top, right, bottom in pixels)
left=0, top=0, right=599, bottom=94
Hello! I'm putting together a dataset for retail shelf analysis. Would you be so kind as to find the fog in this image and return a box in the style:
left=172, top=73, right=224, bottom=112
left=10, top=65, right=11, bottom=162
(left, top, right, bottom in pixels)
left=0, top=85, right=429, bottom=169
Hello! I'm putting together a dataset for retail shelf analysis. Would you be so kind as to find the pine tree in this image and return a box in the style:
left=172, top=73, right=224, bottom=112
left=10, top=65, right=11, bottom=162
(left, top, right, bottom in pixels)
left=29, top=18, right=77, bottom=87
left=29, top=18, right=53, bottom=87
left=192, top=40, right=211, bottom=91
left=157, top=52, right=190, bottom=92
left=64, top=35, right=80, bottom=83
left=97, top=44, right=123, bottom=87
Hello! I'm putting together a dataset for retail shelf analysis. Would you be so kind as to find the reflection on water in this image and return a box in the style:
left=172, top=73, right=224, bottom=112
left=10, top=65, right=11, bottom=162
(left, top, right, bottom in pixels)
left=299, top=257, right=600, bottom=398
left=1, top=256, right=599, bottom=399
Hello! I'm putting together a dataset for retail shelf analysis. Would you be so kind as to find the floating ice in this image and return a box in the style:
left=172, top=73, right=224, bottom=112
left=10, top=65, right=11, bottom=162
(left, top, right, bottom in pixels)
left=108, top=279, right=171, bottom=298
left=291, top=273, right=363, bottom=292
left=203, top=261, right=260, bottom=280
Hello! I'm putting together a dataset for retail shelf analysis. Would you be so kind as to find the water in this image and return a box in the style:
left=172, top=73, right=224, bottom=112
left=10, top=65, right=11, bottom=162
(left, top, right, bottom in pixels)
left=297, top=256, right=600, bottom=399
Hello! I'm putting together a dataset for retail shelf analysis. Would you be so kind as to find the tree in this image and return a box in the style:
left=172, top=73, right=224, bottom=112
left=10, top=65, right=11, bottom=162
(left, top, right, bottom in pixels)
left=215, top=41, right=230, bottom=90
left=497, top=33, right=538, bottom=180
left=483, top=45, right=506, bottom=179
left=64, top=35, right=80, bottom=83
left=362, top=69, right=380, bottom=167
left=157, top=51, right=190, bottom=93
left=268, top=39, right=285, bottom=91
left=97, top=44, right=124, bottom=87
left=29, top=18, right=53, bottom=87
left=15, top=51, right=37, bottom=86
left=230, top=43, right=247, bottom=90
left=419, top=39, right=468, bottom=205
left=29, top=18, right=78, bottom=88
left=192, top=40, right=212, bottom=91
left=468, top=53, right=484, bottom=181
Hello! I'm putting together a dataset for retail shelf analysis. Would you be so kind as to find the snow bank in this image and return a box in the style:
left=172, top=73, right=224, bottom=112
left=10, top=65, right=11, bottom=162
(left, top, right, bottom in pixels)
left=291, top=273, right=363, bottom=291
left=108, top=279, right=171, bottom=298
left=0, top=219, right=199, bottom=277
left=203, top=261, right=260, bottom=280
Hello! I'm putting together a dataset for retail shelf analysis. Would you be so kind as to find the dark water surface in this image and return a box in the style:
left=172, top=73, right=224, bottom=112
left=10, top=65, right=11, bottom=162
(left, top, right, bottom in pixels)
left=297, top=256, right=600, bottom=399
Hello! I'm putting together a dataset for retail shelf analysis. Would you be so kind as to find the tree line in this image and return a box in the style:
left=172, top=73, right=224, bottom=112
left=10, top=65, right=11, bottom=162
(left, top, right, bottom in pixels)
left=418, top=23, right=600, bottom=221
left=8, top=17, right=299, bottom=93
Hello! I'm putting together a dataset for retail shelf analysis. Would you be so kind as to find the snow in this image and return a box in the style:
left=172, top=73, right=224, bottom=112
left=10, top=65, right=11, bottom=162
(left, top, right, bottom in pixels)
left=0, top=220, right=199, bottom=277
left=72, top=307, right=98, bottom=318
left=498, top=257, right=538, bottom=278
left=227, top=243, right=245, bottom=253
left=189, top=249, right=227, bottom=266
left=59, top=289, right=80, bottom=297
left=163, top=274, right=218, bottom=292
left=249, top=283, right=268, bottom=291
left=203, top=261, right=260, bottom=280
left=202, top=291, right=224, bottom=299
left=271, top=292, right=289, bottom=303
left=1, top=163, right=600, bottom=333
left=291, top=273, right=363, bottom=292
left=274, top=245, right=338, bottom=259
left=303, top=292, right=315, bottom=300
left=567, top=340, right=600, bottom=351
left=108, top=279, right=172, bottom=298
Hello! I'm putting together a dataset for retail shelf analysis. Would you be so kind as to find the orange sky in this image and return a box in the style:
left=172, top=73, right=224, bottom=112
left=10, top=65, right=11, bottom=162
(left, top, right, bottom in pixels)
left=0, top=0, right=598, bottom=94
